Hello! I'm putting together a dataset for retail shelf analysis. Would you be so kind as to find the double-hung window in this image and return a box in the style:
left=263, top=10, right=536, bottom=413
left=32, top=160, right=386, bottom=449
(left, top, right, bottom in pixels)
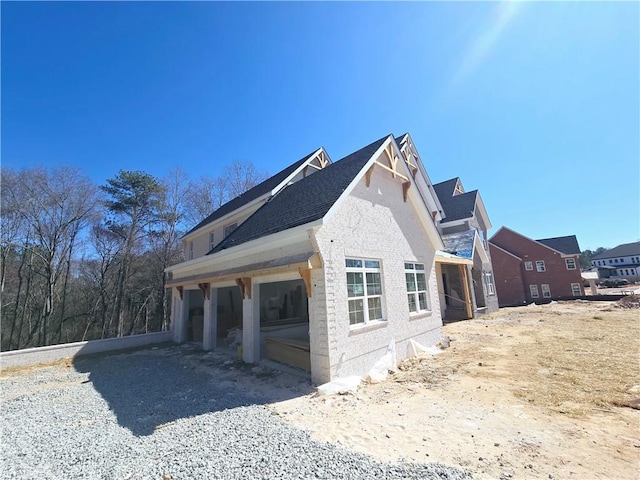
left=405, top=262, right=429, bottom=313
left=484, top=271, right=495, bottom=295
left=209, top=232, right=215, bottom=251
left=529, top=284, right=539, bottom=298
left=541, top=284, right=551, bottom=298
left=565, top=258, right=576, bottom=270
left=346, top=258, right=384, bottom=325
left=524, top=261, right=533, bottom=271
left=571, top=283, right=581, bottom=296
left=536, top=260, right=546, bottom=272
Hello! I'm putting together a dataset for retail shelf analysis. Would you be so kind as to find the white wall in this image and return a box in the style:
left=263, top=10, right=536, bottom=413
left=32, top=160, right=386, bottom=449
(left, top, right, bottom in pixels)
left=312, top=167, right=443, bottom=382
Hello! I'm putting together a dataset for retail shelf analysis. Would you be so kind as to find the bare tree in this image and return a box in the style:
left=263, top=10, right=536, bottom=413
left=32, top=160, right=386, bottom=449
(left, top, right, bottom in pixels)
left=1, top=166, right=99, bottom=347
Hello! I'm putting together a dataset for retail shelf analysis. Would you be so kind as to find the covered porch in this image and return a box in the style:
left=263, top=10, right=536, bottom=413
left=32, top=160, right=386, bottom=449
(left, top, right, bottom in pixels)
left=435, top=252, right=475, bottom=322
left=167, top=252, right=321, bottom=375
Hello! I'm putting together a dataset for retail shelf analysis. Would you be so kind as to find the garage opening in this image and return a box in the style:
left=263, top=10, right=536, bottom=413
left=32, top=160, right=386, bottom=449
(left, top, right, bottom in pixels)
left=259, top=279, right=310, bottom=373
left=217, top=286, right=243, bottom=342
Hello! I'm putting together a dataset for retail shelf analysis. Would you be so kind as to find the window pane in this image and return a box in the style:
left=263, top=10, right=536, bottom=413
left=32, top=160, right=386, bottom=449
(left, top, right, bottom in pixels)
left=346, top=258, right=362, bottom=268
left=416, top=273, right=427, bottom=291
left=366, top=272, right=382, bottom=295
left=415, top=263, right=425, bottom=271
left=364, top=260, right=380, bottom=269
left=368, top=297, right=383, bottom=320
left=348, top=299, right=364, bottom=325
left=408, top=294, right=417, bottom=312
left=418, top=292, right=428, bottom=310
left=347, top=272, right=364, bottom=297
left=405, top=272, right=416, bottom=291
left=404, top=263, right=414, bottom=270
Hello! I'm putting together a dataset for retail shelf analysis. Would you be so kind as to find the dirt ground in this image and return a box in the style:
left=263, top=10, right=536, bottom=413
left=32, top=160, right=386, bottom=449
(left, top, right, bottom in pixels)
left=272, top=299, right=640, bottom=480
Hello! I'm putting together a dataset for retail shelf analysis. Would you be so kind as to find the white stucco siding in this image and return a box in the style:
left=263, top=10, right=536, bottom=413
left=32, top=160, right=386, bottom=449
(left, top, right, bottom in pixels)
left=312, top=168, right=443, bottom=381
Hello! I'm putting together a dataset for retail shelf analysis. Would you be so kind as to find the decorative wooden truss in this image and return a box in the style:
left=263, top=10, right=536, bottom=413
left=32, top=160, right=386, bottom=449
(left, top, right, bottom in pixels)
left=302, top=149, right=330, bottom=177
left=365, top=143, right=412, bottom=202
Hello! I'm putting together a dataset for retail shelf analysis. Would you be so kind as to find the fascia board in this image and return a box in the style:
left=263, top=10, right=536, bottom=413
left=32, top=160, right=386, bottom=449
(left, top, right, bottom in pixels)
left=491, top=226, right=568, bottom=257
left=488, top=241, right=522, bottom=261
left=270, top=147, right=331, bottom=195
left=398, top=134, right=445, bottom=215
left=167, top=221, right=319, bottom=275
left=473, top=230, right=490, bottom=264
left=322, top=136, right=392, bottom=226
left=322, top=135, right=444, bottom=251
left=182, top=196, right=269, bottom=242
left=474, top=193, right=492, bottom=231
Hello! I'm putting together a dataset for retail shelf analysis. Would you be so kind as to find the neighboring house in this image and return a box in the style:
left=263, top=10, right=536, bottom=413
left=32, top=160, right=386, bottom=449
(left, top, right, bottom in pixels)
left=432, top=177, right=499, bottom=320
left=489, top=227, right=583, bottom=306
left=590, top=242, right=640, bottom=279
left=166, top=133, right=449, bottom=384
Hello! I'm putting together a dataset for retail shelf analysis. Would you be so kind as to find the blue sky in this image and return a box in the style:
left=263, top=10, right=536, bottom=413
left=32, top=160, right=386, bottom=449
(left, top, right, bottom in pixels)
left=2, top=1, right=638, bottom=251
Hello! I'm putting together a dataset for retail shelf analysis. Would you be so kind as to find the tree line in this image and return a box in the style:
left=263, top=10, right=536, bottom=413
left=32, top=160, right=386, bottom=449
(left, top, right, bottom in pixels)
left=0, top=161, right=267, bottom=351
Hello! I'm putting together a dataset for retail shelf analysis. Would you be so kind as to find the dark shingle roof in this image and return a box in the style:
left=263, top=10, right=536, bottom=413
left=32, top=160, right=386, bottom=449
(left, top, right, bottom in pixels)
left=185, top=150, right=318, bottom=236
left=209, top=135, right=390, bottom=253
left=591, top=241, right=640, bottom=260
left=433, top=178, right=460, bottom=199
left=536, top=235, right=581, bottom=255
left=439, top=190, right=478, bottom=223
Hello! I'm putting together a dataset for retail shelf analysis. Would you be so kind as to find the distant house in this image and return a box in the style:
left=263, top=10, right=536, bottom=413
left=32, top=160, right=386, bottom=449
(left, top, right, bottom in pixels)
left=432, top=177, right=499, bottom=320
left=166, top=133, right=451, bottom=384
left=590, top=242, right=640, bottom=279
left=488, top=227, right=583, bottom=306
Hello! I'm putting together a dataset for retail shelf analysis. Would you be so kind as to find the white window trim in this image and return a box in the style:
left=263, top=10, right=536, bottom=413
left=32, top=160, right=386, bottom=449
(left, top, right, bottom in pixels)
left=209, top=232, right=215, bottom=251
left=484, top=271, right=496, bottom=295
left=524, top=261, right=533, bottom=271
left=188, top=241, right=194, bottom=260
left=346, top=258, right=385, bottom=327
left=571, top=283, right=581, bottom=296
left=405, top=262, right=430, bottom=314
left=529, top=284, right=539, bottom=298
left=536, top=260, right=546, bottom=272
left=565, top=258, right=576, bottom=270
left=541, top=284, right=551, bottom=298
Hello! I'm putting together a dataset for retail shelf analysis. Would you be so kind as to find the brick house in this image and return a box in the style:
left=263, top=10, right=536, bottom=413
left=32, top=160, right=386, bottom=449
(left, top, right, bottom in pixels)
left=489, top=227, right=583, bottom=306
left=166, top=133, right=450, bottom=384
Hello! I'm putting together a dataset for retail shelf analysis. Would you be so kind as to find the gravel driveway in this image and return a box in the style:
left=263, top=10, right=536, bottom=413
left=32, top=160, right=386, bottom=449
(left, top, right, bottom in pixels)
left=1, top=345, right=470, bottom=479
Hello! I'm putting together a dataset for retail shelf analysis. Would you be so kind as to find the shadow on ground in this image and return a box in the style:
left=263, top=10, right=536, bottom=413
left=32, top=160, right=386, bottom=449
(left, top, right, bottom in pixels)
left=72, top=344, right=313, bottom=437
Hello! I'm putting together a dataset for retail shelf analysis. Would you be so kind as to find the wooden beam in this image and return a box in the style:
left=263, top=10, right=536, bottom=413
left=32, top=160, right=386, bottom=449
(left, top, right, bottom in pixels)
left=365, top=165, right=375, bottom=187
left=235, top=278, right=245, bottom=299
left=235, top=277, right=252, bottom=300
left=402, top=181, right=411, bottom=202
left=373, top=161, right=410, bottom=182
left=198, top=282, right=210, bottom=300
left=458, top=264, right=473, bottom=319
left=176, top=286, right=183, bottom=301
left=299, top=268, right=312, bottom=298
left=318, top=151, right=328, bottom=168
left=242, top=277, right=252, bottom=300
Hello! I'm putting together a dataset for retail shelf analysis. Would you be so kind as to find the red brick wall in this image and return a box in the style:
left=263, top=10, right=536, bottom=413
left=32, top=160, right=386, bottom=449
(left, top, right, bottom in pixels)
left=489, top=244, right=527, bottom=306
left=490, top=228, right=584, bottom=303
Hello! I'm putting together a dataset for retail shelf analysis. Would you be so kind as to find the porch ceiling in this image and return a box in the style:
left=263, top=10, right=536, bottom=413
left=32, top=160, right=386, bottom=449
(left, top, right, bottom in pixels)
left=166, top=252, right=321, bottom=287
left=435, top=250, right=474, bottom=265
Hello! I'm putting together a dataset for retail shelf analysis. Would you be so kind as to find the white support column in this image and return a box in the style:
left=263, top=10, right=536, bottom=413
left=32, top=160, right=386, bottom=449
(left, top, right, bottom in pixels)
left=242, top=282, right=261, bottom=364
left=172, top=289, right=188, bottom=344
left=181, top=290, right=190, bottom=343
left=203, top=287, right=218, bottom=351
